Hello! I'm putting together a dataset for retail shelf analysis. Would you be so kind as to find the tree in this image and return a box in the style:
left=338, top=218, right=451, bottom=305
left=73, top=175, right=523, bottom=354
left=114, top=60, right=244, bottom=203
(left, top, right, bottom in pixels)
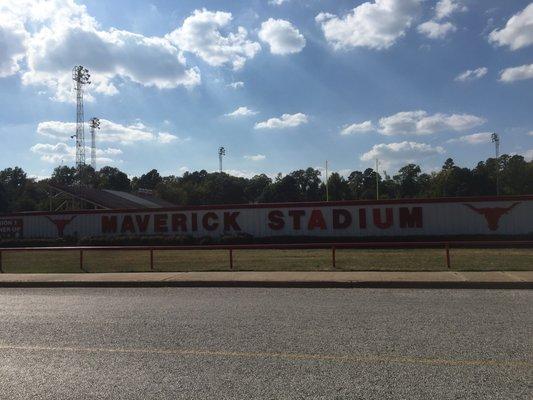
left=259, top=174, right=300, bottom=203
left=97, top=167, right=131, bottom=191
left=245, top=174, right=272, bottom=203
left=327, top=172, right=350, bottom=201
left=0, top=184, right=8, bottom=212
left=394, top=164, right=421, bottom=198
left=289, top=168, right=322, bottom=201
left=132, top=169, right=162, bottom=191
left=347, top=170, right=364, bottom=199
left=49, top=166, right=76, bottom=187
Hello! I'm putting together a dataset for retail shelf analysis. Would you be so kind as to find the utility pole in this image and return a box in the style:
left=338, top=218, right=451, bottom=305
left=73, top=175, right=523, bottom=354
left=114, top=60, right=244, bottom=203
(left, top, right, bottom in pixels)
left=72, top=66, right=91, bottom=169
left=218, top=147, right=226, bottom=173
left=375, top=159, right=379, bottom=200
left=89, top=117, right=100, bottom=170
left=325, top=160, right=329, bottom=202
left=491, top=133, right=500, bottom=196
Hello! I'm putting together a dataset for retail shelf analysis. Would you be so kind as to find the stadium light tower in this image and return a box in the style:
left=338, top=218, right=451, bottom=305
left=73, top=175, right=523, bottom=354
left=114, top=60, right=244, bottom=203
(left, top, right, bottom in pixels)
left=89, top=117, right=100, bottom=170
left=72, top=66, right=91, bottom=169
left=218, top=146, right=226, bottom=173
left=491, top=133, right=500, bottom=195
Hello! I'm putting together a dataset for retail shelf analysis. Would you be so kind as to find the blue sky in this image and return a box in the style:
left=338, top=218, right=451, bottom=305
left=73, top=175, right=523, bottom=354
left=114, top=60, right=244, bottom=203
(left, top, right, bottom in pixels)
left=0, top=0, right=532, bottom=179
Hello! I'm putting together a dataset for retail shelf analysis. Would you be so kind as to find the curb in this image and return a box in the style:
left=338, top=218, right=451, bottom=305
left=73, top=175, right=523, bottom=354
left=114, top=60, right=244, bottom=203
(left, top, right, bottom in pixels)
left=0, top=281, right=531, bottom=289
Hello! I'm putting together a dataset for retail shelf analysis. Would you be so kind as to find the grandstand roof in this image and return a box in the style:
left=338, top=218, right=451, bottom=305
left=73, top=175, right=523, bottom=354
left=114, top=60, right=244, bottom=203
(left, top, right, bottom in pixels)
left=48, top=185, right=175, bottom=210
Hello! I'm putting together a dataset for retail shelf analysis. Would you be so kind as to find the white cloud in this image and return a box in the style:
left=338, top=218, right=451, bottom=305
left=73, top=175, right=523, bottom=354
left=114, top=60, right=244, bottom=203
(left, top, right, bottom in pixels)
left=455, top=67, right=488, bottom=82
left=435, top=0, right=467, bottom=21
left=447, top=132, right=492, bottom=145
left=0, top=17, right=28, bottom=77
left=167, top=9, right=261, bottom=70
left=0, top=0, right=200, bottom=101
left=489, top=3, right=533, bottom=50
left=24, top=27, right=200, bottom=102
left=157, top=132, right=179, bottom=144
left=315, top=0, right=422, bottom=50
left=37, top=119, right=186, bottom=145
left=340, top=120, right=374, bottom=135
left=244, top=154, right=266, bottom=161
left=524, top=149, right=533, bottom=162
left=223, top=169, right=259, bottom=178
left=227, top=81, right=244, bottom=89
left=254, top=113, right=308, bottom=129
left=258, top=18, right=306, bottom=55
left=361, top=141, right=445, bottom=169
left=30, top=142, right=122, bottom=164
left=378, top=110, right=486, bottom=136
left=269, top=0, right=289, bottom=5
left=225, top=106, right=259, bottom=118
left=417, top=20, right=456, bottom=39
left=529, top=131, right=533, bottom=136
left=499, top=63, right=533, bottom=83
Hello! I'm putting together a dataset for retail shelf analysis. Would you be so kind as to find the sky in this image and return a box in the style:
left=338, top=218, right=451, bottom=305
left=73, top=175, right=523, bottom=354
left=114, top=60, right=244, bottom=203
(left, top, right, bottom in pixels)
left=0, top=0, right=532, bottom=179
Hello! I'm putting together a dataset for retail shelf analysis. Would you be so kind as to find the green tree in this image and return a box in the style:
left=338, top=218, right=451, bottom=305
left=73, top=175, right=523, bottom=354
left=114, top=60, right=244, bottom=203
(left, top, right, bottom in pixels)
left=245, top=174, right=272, bottom=202
left=97, top=166, right=131, bottom=191
left=394, top=164, right=421, bottom=198
left=326, top=172, right=350, bottom=201
left=49, top=166, right=77, bottom=187
left=132, top=169, right=162, bottom=191
left=289, top=168, right=322, bottom=201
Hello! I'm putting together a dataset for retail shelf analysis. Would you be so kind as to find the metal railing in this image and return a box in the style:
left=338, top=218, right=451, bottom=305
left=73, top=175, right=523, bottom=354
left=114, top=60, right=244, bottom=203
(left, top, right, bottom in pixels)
left=0, top=241, right=531, bottom=273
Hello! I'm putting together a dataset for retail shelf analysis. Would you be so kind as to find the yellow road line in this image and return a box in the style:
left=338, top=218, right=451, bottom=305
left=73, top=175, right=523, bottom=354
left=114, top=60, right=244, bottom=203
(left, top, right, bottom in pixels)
left=0, top=344, right=530, bottom=368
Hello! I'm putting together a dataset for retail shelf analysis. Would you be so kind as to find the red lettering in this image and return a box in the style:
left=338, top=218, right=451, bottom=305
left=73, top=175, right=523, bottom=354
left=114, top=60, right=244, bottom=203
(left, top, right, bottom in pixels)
left=191, top=213, right=198, bottom=231
left=102, top=216, right=117, bottom=233
left=373, top=208, right=393, bottom=229
left=333, top=209, right=352, bottom=229
left=171, top=213, right=187, bottom=231
left=223, top=212, right=241, bottom=231
left=399, top=207, right=423, bottom=228
left=121, top=215, right=135, bottom=233
left=154, top=214, right=168, bottom=232
left=136, top=215, right=150, bottom=233
left=288, top=210, right=305, bottom=230
left=268, top=210, right=284, bottom=230
left=308, top=209, right=327, bottom=230
left=202, top=212, right=219, bottom=231
left=358, top=209, right=367, bottom=229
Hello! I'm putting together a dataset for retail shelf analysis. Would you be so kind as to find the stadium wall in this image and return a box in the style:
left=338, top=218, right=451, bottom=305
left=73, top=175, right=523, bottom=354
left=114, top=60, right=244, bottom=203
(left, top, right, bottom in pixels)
left=1, top=196, right=532, bottom=240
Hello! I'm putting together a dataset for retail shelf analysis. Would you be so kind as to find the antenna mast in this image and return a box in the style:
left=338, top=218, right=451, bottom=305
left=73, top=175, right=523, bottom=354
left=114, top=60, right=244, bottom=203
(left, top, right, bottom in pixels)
left=89, top=117, right=100, bottom=170
left=72, top=66, right=91, bottom=169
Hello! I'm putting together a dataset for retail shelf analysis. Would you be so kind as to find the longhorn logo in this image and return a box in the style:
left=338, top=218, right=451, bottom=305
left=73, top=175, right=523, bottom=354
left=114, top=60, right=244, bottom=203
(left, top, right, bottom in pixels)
left=46, top=216, right=76, bottom=237
left=463, top=202, right=520, bottom=231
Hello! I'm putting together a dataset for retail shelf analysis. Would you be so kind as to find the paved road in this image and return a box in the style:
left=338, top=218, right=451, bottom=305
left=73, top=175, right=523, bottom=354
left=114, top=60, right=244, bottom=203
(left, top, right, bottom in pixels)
left=0, top=288, right=531, bottom=399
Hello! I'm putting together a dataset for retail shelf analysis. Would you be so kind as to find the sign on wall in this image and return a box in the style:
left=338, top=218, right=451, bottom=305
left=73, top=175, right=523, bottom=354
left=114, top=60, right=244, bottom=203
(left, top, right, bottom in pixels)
left=0, top=218, right=23, bottom=239
left=1, top=197, right=531, bottom=239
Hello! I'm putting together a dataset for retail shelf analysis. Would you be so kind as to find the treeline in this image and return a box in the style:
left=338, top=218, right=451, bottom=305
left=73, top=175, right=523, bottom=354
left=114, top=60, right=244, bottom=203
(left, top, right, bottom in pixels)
left=0, top=155, right=532, bottom=213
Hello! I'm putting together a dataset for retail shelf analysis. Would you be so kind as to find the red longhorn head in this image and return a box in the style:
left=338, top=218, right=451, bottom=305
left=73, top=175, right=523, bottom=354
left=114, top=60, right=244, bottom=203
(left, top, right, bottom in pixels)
left=46, top=216, right=76, bottom=237
left=463, top=202, right=520, bottom=231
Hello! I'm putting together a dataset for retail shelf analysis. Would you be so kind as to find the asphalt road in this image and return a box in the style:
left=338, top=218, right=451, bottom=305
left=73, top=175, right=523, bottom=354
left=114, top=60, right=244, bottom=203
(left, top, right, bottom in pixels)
left=0, top=288, right=531, bottom=399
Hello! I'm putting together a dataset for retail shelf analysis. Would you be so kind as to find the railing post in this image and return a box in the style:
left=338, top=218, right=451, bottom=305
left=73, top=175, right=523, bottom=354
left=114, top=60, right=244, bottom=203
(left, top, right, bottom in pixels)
left=0, top=250, right=3, bottom=273
left=332, top=246, right=336, bottom=269
left=445, top=243, right=451, bottom=269
left=150, top=249, right=154, bottom=271
left=229, top=248, right=234, bottom=270
left=80, top=249, right=85, bottom=272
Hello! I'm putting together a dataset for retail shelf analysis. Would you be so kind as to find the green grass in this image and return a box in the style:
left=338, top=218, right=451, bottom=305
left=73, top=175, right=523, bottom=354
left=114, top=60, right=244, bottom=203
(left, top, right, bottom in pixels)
left=1, top=248, right=531, bottom=273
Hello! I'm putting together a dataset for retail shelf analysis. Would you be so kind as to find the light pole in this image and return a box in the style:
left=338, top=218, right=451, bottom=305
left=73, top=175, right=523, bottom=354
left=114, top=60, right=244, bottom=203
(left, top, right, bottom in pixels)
left=375, top=159, right=379, bottom=200
left=218, top=147, right=226, bottom=173
left=325, top=160, right=329, bottom=201
left=491, top=133, right=500, bottom=196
